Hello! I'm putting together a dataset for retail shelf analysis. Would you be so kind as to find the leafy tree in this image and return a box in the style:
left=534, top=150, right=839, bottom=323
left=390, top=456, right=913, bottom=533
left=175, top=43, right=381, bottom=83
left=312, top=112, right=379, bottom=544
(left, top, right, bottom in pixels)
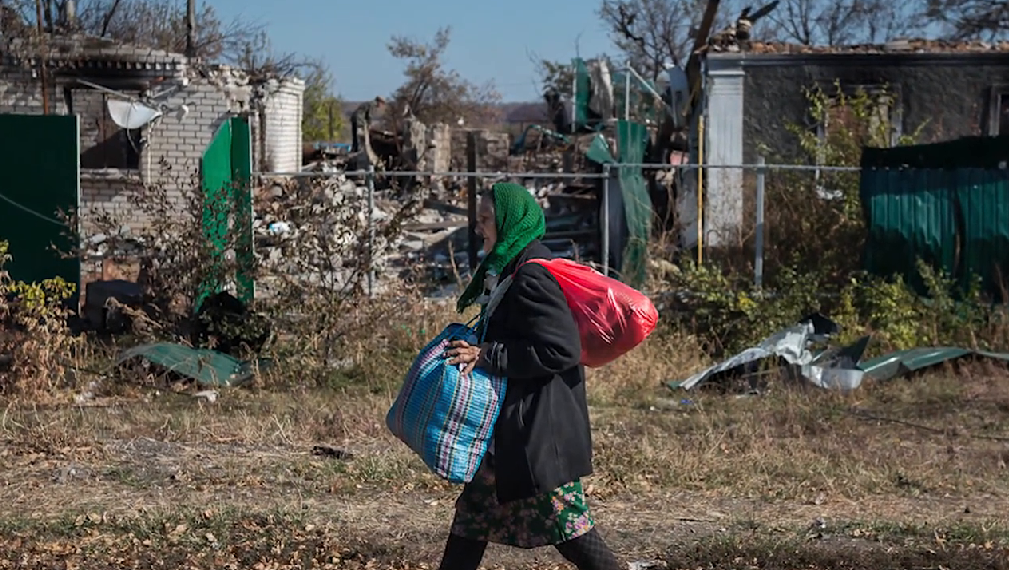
left=386, top=26, right=501, bottom=130
left=535, top=58, right=576, bottom=98
left=300, top=61, right=344, bottom=142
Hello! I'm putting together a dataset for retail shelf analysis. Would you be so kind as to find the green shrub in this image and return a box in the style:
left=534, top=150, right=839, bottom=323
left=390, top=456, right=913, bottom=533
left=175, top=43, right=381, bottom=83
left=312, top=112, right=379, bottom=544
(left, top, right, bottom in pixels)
left=0, top=240, right=79, bottom=394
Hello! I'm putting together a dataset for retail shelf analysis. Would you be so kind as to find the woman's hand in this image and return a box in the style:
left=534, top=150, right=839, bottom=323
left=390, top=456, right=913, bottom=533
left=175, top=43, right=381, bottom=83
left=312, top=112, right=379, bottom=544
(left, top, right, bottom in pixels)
left=445, top=340, right=484, bottom=375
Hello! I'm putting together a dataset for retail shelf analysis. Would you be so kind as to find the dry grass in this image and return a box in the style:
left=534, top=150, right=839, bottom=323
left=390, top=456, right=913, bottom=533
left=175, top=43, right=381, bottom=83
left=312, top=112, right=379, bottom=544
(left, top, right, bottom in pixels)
left=2, top=297, right=1009, bottom=568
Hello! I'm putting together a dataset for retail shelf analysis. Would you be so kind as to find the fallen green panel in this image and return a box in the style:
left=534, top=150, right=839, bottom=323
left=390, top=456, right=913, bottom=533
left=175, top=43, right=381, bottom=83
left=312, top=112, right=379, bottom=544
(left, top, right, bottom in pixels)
left=858, top=347, right=1009, bottom=381
left=0, top=114, right=81, bottom=303
left=118, top=342, right=256, bottom=387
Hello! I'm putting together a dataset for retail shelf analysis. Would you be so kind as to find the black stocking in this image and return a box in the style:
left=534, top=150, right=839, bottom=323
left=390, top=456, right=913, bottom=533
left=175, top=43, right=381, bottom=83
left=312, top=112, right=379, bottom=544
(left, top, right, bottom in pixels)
left=438, top=533, right=488, bottom=570
left=555, top=528, right=623, bottom=570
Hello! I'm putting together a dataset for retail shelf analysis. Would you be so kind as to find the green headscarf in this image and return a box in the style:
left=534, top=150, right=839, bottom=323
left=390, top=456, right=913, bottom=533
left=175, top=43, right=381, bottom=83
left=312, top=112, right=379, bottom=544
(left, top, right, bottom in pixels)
left=456, top=182, right=546, bottom=313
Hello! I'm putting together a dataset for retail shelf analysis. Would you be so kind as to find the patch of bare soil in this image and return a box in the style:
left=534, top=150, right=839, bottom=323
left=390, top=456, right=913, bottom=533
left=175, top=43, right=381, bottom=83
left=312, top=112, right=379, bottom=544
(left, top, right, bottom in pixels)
left=2, top=432, right=1008, bottom=569
left=4, top=371, right=1009, bottom=569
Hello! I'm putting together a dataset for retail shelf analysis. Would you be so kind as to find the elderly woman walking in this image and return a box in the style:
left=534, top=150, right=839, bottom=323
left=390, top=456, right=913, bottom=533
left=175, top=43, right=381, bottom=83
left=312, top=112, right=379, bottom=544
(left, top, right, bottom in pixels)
left=442, top=183, right=623, bottom=570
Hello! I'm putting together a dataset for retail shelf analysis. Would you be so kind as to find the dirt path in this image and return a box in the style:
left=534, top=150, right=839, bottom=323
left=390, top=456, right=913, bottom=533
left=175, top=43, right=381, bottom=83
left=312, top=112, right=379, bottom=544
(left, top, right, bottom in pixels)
left=3, top=435, right=1008, bottom=568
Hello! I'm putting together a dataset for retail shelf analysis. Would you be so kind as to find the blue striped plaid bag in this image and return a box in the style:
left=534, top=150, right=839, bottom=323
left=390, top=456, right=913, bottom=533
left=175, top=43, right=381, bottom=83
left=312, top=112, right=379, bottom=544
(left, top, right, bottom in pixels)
left=385, top=321, right=508, bottom=484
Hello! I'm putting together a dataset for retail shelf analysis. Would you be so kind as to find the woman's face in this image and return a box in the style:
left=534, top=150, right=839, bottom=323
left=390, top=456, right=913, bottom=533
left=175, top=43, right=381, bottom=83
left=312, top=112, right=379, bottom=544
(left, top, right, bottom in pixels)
left=476, top=197, right=497, bottom=255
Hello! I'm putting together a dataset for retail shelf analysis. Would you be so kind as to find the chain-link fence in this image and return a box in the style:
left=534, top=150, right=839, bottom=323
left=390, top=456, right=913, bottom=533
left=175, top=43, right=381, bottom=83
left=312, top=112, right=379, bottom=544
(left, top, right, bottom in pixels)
left=611, top=160, right=864, bottom=288
left=256, top=159, right=873, bottom=294
left=257, top=167, right=613, bottom=296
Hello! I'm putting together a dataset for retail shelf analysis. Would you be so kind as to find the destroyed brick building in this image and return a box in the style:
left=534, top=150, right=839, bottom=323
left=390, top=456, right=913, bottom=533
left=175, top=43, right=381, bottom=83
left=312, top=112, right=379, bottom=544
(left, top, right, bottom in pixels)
left=691, top=39, right=1009, bottom=248
left=0, top=34, right=304, bottom=233
left=704, top=40, right=1009, bottom=163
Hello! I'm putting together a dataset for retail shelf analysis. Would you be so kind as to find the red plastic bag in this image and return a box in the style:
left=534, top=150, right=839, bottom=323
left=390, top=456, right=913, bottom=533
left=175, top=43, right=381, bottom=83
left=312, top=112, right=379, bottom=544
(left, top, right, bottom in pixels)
left=523, top=258, right=658, bottom=368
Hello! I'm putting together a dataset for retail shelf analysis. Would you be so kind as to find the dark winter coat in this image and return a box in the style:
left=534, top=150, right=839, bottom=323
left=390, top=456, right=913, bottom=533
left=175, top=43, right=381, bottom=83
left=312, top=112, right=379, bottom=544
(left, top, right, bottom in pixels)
left=478, top=240, right=593, bottom=504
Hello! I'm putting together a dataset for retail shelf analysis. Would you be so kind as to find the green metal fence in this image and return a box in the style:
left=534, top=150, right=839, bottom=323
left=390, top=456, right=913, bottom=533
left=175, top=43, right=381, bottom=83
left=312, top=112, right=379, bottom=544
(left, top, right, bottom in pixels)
left=615, top=120, right=652, bottom=287
left=199, top=116, right=254, bottom=308
left=0, top=114, right=80, bottom=302
left=861, top=137, right=1009, bottom=297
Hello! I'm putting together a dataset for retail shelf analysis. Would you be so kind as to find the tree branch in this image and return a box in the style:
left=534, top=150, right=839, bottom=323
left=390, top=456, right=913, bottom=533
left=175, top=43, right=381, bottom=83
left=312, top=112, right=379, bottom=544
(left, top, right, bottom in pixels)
left=99, top=0, right=122, bottom=37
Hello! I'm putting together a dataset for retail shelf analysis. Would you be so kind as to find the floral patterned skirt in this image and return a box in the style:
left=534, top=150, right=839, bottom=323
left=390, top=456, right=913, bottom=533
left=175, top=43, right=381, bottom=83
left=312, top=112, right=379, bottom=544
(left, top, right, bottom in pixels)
left=450, top=460, right=595, bottom=549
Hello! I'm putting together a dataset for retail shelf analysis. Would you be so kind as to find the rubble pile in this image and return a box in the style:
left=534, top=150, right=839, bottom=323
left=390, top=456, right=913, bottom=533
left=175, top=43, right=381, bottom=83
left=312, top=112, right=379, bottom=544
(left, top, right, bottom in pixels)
left=281, top=123, right=616, bottom=294
left=253, top=172, right=472, bottom=296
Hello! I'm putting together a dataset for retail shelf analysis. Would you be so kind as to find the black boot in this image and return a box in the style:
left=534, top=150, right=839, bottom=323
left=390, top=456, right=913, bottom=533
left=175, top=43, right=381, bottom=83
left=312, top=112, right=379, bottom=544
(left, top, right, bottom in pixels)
left=438, top=533, right=488, bottom=570
left=555, top=528, right=623, bottom=570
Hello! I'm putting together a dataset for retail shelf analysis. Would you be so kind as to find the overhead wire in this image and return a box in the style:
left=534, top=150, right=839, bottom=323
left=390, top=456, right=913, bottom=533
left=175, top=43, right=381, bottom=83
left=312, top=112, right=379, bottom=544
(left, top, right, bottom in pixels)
left=0, top=190, right=68, bottom=226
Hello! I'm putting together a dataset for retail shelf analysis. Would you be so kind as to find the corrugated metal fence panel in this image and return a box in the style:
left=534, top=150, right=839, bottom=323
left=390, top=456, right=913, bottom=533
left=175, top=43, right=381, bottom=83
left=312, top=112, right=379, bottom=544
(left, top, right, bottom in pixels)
left=198, top=116, right=255, bottom=309
left=199, top=118, right=233, bottom=309
left=861, top=168, right=959, bottom=294
left=956, top=168, right=1009, bottom=298
left=0, top=114, right=80, bottom=300
left=229, top=117, right=254, bottom=303
left=616, top=120, right=652, bottom=288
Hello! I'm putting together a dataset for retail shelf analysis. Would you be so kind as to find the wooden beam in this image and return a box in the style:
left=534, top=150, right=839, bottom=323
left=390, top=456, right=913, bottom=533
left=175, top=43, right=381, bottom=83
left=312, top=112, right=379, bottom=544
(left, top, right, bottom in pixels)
left=403, top=221, right=468, bottom=231
left=423, top=198, right=468, bottom=217
left=683, top=0, right=722, bottom=120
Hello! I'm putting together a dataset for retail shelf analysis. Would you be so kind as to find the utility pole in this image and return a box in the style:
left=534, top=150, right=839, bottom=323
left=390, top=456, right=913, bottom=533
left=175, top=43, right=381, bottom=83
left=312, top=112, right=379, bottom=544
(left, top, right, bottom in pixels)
left=35, top=0, right=49, bottom=114
left=185, top=0, right=196, bottom=57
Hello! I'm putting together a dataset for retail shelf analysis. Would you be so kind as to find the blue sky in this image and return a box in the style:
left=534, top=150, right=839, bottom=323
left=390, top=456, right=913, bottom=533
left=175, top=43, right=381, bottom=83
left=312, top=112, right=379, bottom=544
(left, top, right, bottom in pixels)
left=211, top=0, right=615, bottom=102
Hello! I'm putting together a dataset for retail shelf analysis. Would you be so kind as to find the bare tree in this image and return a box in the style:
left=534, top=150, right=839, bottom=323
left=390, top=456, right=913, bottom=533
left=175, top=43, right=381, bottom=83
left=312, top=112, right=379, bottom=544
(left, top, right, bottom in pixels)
left=599, top=0, right=736, bottom=81
left=72, top=0, right=263, bottom=62
left=2, top=0, right=311, bottom=80
left=0, top=0, right=269, bottom=64
left=0, top=1, right=38, bottom=39
left=387, top=27, right=501, bottom=130
left=925, top=0, right=1009, bottom=40
left=765, top=0, right=921, bottom=45
left=229, top=30, right=313, bottom=81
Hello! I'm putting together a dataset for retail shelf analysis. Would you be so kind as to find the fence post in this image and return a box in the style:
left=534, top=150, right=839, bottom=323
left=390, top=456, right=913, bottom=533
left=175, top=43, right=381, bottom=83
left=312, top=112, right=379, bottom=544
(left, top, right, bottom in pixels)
left=754, top=156, right=766, bottom=289
left=466, top=131, right=480, bottom=271
left=366, top=163, right=376, bottom=298
left=624, top=61, right=631, bottom=121
left=697, top=116, right=704, bottom=265
left=570, top=70, right=577, bottom=133
left=601, top=163, right=611, bottom=277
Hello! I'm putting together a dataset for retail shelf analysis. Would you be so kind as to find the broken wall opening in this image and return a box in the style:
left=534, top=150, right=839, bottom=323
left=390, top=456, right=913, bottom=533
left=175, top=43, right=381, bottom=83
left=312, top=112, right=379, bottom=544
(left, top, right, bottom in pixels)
left=68, top=86, right=142, bottom=170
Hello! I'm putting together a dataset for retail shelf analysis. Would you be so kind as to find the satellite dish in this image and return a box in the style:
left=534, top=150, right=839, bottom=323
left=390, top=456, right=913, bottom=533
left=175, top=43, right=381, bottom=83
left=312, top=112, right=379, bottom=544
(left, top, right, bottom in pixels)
left=107, top=99, right=163, bottom=129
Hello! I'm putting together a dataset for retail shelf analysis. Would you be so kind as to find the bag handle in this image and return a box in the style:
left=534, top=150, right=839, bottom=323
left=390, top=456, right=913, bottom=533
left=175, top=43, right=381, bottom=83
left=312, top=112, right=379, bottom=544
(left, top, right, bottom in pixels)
left=469, top=273, right=515, bottom=344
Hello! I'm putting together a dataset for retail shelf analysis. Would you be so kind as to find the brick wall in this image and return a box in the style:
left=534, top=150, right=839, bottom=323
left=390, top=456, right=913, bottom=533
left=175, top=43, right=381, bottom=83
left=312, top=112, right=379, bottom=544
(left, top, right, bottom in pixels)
left=0, top=39, right=303, bottom=238
left=260, top=78, right=305, bottom=173
left=428, top=123, right=452, bottom=173
left=142, top=75, right=248, bottom=183
left=738, top=56, right=1009, bottom=164
left=450, top=128, right=511, bottom=171
left=78, top=170, right=146, bottom=234
left=0, top=67, right=69, bottom=114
